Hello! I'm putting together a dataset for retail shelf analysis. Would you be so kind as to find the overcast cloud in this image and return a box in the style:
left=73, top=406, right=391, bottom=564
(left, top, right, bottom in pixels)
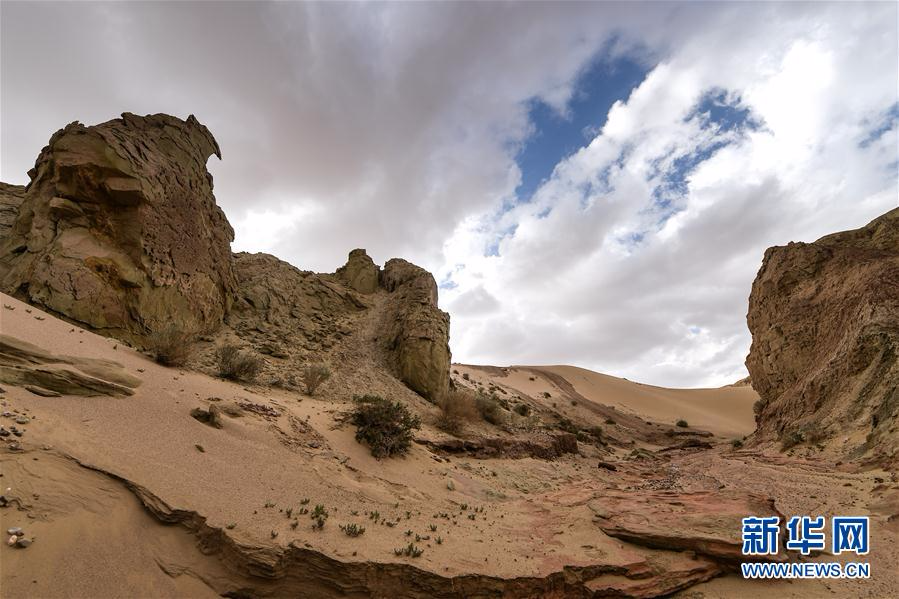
left=2, top=2, right=897, bottom=387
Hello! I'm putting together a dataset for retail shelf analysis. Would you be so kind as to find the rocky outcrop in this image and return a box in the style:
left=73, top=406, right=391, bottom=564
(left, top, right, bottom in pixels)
left=0, top=183, right=25, bottom=240
left=336, top=248, right=380, bottom=294
left=0, top=113, right=236, bottom=341
left=228, top=252, right=364, bottom=360
left=0, top=334, right=140, bottom=397
left=379, top=258, right=451, bottom=402
left=746, top=208, right=899, bottom=464
left=590, top=490, right=786, bottom=563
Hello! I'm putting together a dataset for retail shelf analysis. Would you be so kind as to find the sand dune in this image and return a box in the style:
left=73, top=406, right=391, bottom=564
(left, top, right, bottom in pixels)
left=456, top=364, right=758, bottom=439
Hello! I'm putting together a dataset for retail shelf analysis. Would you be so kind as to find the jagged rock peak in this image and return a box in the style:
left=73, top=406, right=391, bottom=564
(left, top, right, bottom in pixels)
left=336, top=248, right=379, bottom=294
left=0, top=112, right=236, bottom=340
left=746, top=207, right=899, bottom=465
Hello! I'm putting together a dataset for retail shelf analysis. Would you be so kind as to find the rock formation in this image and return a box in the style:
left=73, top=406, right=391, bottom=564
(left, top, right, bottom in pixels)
left=0, top=113, right=452, bottom=403
left=0, top=183, right=25, bottom=240
left=746, top=208, right=899, bottom=464
left=378, top=258, right=451, bottom=402
left=0, top=113, right=236, bottom=341
left=0, top=334, right=140, bottom=397
left=336, top=248, right=379, bottom=294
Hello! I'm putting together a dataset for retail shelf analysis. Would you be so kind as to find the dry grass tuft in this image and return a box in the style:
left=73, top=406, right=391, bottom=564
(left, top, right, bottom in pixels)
left=148, top=326, right=196, bottom=367
left=436, top=390, right=479, bottom=435
left=216, top=343, right=264, bottom=382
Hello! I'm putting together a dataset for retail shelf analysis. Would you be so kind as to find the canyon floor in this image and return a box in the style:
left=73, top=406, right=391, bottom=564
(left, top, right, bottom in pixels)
left=0, top=291, right=896, bottom=598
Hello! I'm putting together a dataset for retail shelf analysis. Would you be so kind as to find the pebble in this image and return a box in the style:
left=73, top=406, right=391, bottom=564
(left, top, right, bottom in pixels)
left=7, top=527, right=23, bottom=536
left=16, top=538, right=32, bottom=548
left=15, top=417, right=29, bottom=425
left=7, top=535, right=17, bottom=546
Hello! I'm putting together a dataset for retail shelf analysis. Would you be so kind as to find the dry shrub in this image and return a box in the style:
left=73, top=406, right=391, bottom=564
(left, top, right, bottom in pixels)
left=216, top=343, right=263, bottom=382
left=148, top=326, right=195, bottom=367
left=475, top=392, right=506, bottom=426
left=436, top=390, right=479, bottom=435
left=302, top=364, right=331, bottom=395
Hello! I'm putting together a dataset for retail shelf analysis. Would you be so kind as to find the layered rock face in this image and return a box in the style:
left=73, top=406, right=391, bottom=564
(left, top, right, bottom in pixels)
left=0, top=113, right=236, bottom=340
left=746, top=208, right=899, bottom=464
left=0, top=183, right=25, bottom=240
left=378, top=258, right=451, bottom=402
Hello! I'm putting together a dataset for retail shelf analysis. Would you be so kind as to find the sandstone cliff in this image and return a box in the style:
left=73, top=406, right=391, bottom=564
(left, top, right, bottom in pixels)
left=746, top=208, right=899, bottom=464
left=0, top=113, right=236, bottom=341
left=0, top=113, right=451, bottom=404
left=378, top=258, right=451, bottom=402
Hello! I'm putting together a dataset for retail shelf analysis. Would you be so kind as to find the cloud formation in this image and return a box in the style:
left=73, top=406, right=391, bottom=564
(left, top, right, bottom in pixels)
left=2, top=2, right=896, bottom=386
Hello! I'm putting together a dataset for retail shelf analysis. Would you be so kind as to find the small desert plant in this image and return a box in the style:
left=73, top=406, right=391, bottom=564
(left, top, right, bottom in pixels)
left=462, top=373, right=470, bottom=381
left=676, top=419, right=689, bottom=428
left=148, top=326, right=195, bottom=367
left=429, top=524, right=437, bottom=532
left=302, top=363, right=331, bottom=395
left=731, top=438, right=743, bottom=449
left=216, top=343, right=263, bottom=382
left=781, top=429, right=806, bottom=450
left=475, top=393, right=506, bottom=426
left=350, top=395, right=421, bottom=458
left=311, top=504, right=328, bottom=519
left=513, top=403, right=531, bottom=417
left=395, top=543, right=423, bottom=557
left=339, top=523, right=366, bottom=537
left=436, top=390, right=479, bottom=435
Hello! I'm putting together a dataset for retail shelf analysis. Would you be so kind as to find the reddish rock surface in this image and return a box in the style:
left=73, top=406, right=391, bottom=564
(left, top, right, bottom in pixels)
left=590, top=489, right=786, bottom=563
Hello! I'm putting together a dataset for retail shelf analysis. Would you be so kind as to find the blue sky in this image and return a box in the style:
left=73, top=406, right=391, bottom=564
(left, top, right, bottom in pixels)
left=515, top=52, right=651, bottom=203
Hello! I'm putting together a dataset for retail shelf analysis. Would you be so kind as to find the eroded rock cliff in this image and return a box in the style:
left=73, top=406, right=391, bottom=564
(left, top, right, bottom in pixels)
left=0, top=113, right=236, bottom=340
left=746, top=208, right=899, bottom=464
left=379, top=258, right=451, bottom=402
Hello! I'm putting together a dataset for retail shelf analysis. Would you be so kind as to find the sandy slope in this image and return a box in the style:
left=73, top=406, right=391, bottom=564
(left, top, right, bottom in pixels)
left=455, top=364, right=758, bottom=439
left=1, top=292, right=896, bottom=598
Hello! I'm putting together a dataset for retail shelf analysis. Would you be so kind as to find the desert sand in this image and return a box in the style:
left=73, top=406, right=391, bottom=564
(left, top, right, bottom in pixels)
left=1, top=291, right=896, bottom=598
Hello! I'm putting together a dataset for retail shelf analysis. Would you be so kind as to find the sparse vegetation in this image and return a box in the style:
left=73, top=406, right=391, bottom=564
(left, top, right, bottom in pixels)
left=731, top=438, right=743, bottom=448
left=302, top=363, right=331, bottom=395
left=350, top=395, right=421, bottom=458
left=394, top=543, right=424, bottom=557
left=339, top=523, right=366, bottom=537
left=216, top=343, right=263, bottom=382
left=475, top=392, right=506, bottom=426
left=148, top=326, right=195, bottom=367
left=513, top=403, right=530, bottom=417
left=676, top=419, right=689, bottom=428
left=436, top=390, right=479, bottom=435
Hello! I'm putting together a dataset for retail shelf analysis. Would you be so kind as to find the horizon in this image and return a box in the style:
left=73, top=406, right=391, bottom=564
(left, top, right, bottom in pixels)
left=2, top=1, right=897, bottom=388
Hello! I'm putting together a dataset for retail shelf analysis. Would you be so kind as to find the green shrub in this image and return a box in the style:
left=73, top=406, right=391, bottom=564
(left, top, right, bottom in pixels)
left=216, top=343, right=263, bottom=382
left=731, top=438, right=743, bottom=448
left=351, top=395, right=421, bottom=457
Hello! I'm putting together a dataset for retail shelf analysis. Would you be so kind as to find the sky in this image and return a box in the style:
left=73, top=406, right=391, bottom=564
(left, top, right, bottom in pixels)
left=2, top=1, right=897, bottom=387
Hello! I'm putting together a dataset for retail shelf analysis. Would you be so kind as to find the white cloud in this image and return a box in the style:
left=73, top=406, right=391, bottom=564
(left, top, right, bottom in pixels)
left=2, top=2, right=896, bottom=387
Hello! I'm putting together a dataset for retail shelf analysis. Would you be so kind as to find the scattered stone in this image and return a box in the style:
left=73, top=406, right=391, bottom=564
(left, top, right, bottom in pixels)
left=597, top=461, right=618, bottom=471
left=15, top=416, right=29, bottom=425
left=7, top=527, right=22, bottom=536
left=7, top=535, right=17, bottom=546
left=16, top=538, right=32, bottom=548
left=190, top=404, right=223, bottom=429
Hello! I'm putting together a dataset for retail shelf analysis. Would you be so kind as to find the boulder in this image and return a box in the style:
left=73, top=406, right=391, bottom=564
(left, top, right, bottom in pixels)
left=336, top=249, right=379, bottom=294
left=0, top=113, right=236, bottom=341
left=378, top=258, right=451, bottom=402
left=746, top=208, right=899, bottom=464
